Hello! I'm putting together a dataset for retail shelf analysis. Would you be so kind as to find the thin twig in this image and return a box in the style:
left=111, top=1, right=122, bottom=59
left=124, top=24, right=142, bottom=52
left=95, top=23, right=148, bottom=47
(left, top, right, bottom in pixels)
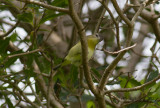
left=0, top=20, right=20, bottom=38
left=68, top=0, right=97, bottom=94
left=99, top=0, right=121, bottom=49
left=107, top=72, right=122, bottom=85
left=79, top=67, right=89, bottom=89
left=0, top=71, right=23, bottom=78
left=105, top=74, right=160, bottom=93
left=77, top=96, right=83, bottom=108
left=108, top=93, right=116, bottom=106
left=0, top=79, right=39, bottom=108
left=34, top=70, right=49, bottom=77
left=7, top=48, right=42, bottom=59
left=98, top=0, right=149, bottom=89
left=124, top=72, right=131, bottom=88
left=29, top=81, right=45, bottom=108
left=16, top=0, right=69, bottom=14
left=110, top=0, right=132, bottom=27
left=47, top=57, right=56, bottom=108
left=93, top=8, right=106, bottom=35
left=131, top=49, right=150, bottom=58
left=102, top=44, right=136, bottom=55
left=131, top=1, right=147, bottom=23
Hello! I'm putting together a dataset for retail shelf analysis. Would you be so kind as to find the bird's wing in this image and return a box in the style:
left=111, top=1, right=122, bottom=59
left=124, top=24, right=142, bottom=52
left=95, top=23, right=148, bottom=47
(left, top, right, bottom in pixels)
left=64, top=42, right=82, bottom=66
left=65, top=42, right=82, bottom=58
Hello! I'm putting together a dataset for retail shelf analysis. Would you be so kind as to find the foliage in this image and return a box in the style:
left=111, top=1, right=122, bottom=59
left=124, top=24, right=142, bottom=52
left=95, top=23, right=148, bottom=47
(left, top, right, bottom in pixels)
left=0, top=0, right=160, bottom=108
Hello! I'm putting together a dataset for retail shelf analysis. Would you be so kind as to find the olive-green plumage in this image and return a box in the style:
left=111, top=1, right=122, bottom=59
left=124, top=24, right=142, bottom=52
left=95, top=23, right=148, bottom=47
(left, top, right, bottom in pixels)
left=53, top=35, right=100, bottom=70
left=62, top=35, right=99, bottom=66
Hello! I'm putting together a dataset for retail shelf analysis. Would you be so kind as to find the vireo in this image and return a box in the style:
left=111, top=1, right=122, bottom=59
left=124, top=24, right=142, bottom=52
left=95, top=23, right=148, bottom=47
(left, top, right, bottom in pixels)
left=54, top=34, right=101, bottom=70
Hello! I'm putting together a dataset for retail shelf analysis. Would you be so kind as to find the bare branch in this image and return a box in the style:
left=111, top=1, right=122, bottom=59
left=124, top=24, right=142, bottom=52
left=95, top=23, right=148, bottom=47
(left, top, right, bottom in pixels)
left=130, top=0, right=160, bottom=42
left=93, top=8, right=106, bottom=35
left=68, top=0, right=97, bottom=94
left=99, top=0, right=121, bottom=49
left=0, top=20, right=20, bottom=38
left=105, top=74, right=160, bottom=93
left=0, top=79, right=39, bottom=108
left=7, top=48, right=42, bottom=59
left=102, top=44, right=136, bottom=54
left=16, top=0, right=69, bottom=14
left=110, top=0, right=132, bottom=27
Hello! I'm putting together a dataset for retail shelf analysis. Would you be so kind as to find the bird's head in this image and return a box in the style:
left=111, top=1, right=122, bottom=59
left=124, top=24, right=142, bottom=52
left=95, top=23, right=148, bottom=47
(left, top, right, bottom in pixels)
left=87, top=34, right=103, bottom=48
left=87, top=34, right=103, bottom=42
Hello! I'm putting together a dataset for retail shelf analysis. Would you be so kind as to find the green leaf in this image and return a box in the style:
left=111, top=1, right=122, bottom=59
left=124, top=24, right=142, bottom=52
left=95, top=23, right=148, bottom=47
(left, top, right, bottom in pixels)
left=36, top=33, right=44, bottom=46
left=149, top=81, right=160, bottom=94
left=119, top=76, right=127, bottom=88
left=51, top=0, right=68, bottom=7
left=4, top=94, right=14, bottom=108
left=128, top=78, right=141, bottom=87
left=107, top=80, right=121, bottom=85
left=56, top=65, right=79, bottom=91
left=70, top=65, right=78, bottom=86
left=4, top=50, right=23, bottom=67
left=0, top=38, right=10, bottom=54
left=0, top=4, right=10, bottom=10
left=126, top=102, right=145, bottom=108
left=17, top=12, right=33, bottom=23
left=26, top=4, right=40, bottom=12
left=91, top=67, right=101, bottom=78
left=25, top=53, right=34, bottom=68
left=146, top=70, right=158, bottom=82
left=59, top=89, right=93, bottom=103
left=4, top=57, right=17, bottom=68
left=39, top=12, right=64, bottom=24
left=24, top=68, right=36, bottom=81
left=34, top=55, right=50, bottom=74
left=46, top=0, right=52, bottom=4
left=87, top=101, right=96, bottom=108
left=119, top=76, right=141, bottom=88
left=150, top=83, right=160, bottom=99
left=10, top=32, right=18, bottom=42
left=142, top=103, right=157, bottom=108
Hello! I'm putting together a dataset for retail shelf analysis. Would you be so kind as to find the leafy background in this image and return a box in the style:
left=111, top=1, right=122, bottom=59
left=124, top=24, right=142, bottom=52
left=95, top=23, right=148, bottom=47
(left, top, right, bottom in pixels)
left=0, top=0, right=160, bottom=108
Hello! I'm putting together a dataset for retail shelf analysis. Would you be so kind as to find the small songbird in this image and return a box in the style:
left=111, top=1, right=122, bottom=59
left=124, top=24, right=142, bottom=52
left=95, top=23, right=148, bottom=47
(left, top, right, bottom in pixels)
left=54, top=34, right=101, bottom=70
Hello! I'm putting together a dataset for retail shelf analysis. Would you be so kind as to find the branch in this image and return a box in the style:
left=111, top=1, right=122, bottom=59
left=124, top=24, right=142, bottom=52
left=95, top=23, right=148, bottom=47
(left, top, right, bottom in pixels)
left=47, top=59, right=55, bottom=108
left=16, top=0, right=69, bottom=14
left=7, top=48, right=42, bottom=59
left=79, top=66, right=89, bottom=89
left=93, top=8, right=106, bottom=35
left=68, top=0, right=97, bottom=94
left=98, top=0, right=148, bottom=90
left=131, top=0, right=148, bottom=23
left=33, top=61, right=64, bottom=108
left=3, top=38, right=63, bottom=108
left=98, top=20, right=134, bottom=91
left=105, top=74, right=160, bottom=93
left=102, top=44, right=136, bottom=54
left=99, top=0, right=121, bottom=49
left=130, top=0, right=160, bottom=42
left=110, top=0, right=132, bottom=27
left=28, top=81, right=45, bottom=108
left=0, top=20, right=20, bottom=38
left=0, top=79, right=39, bottom=108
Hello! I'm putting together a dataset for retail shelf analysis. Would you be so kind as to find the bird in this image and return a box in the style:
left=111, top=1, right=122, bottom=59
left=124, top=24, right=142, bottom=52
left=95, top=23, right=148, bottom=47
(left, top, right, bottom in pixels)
left=53, top=34, right=101, bottom=70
